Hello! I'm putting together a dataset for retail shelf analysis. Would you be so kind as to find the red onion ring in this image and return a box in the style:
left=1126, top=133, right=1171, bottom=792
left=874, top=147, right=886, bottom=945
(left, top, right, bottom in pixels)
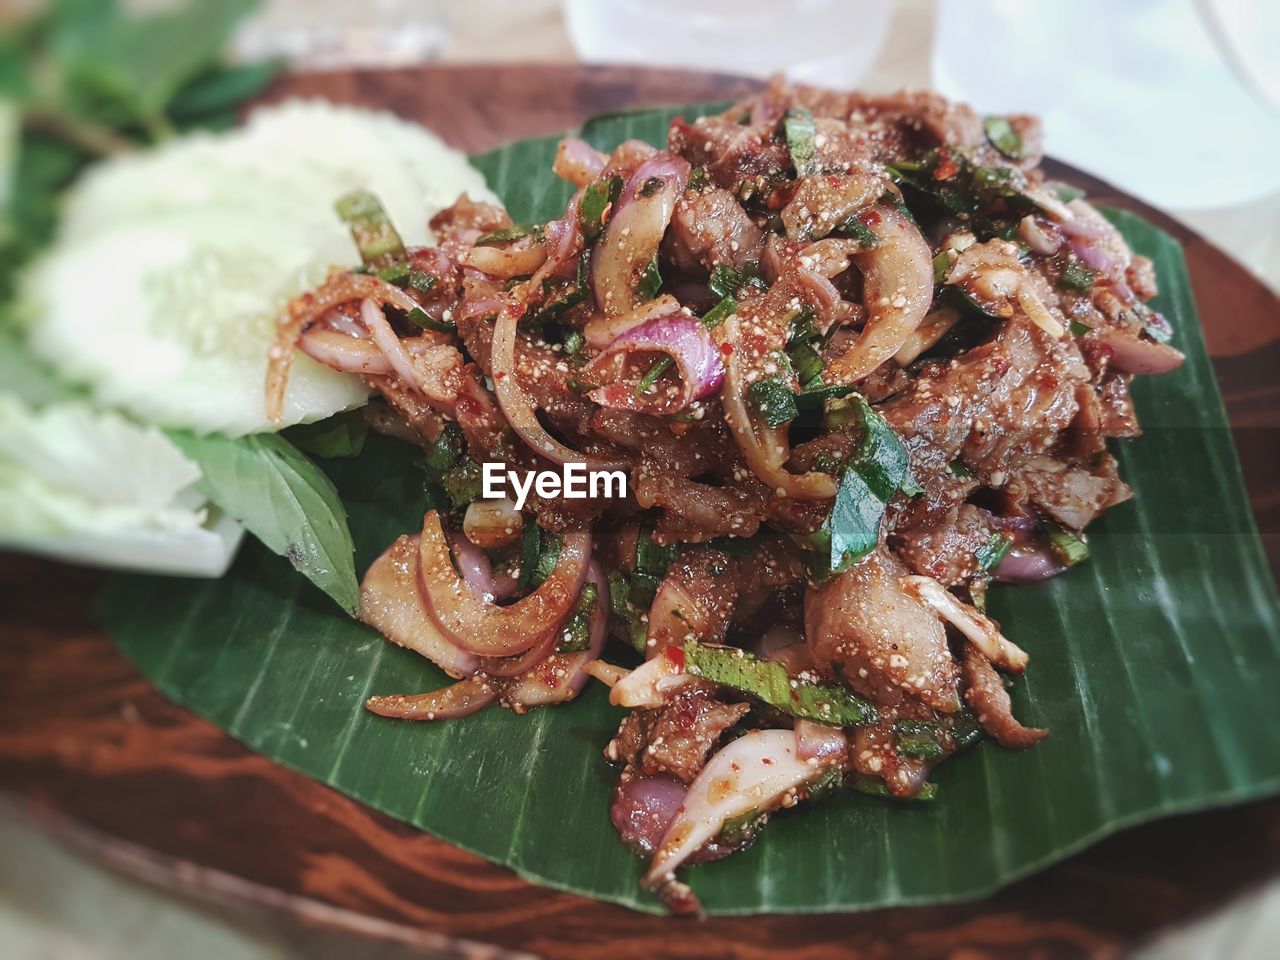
left=460, top=243, right=549, bottom=279
left=592, top=153, right=690, bottom=316
left=583, top=295, right=684, bottom=349
left=554, top=138, right=608, bottom=187
left=299, top=328, right=392, bottom=375
left=506, top=560, right=610, bottom=704
left=491, top=295, right=628, bottom=470
left=995, top=545, right=1067, bottom=584
left=366, top=675, right=495, bottom=720
left=794, top=719, right=849, bottom=762
left=1093, top=327, right=1185, bottom=375
left=584, top=313, right=725, bottom=415
left=362, top=299, right=424, bottom=391
left=417, top=510, right=591, bottom=657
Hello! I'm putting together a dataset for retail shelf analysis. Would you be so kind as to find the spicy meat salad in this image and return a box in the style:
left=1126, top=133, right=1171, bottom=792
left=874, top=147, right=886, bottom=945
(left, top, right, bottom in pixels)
left=267, top=80, right=1183, bottom=913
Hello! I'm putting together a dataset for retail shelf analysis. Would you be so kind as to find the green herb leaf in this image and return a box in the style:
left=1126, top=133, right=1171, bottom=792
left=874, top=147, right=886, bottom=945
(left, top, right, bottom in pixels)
left=892, top=719, right=946, bottom=759
left=684, top=640, right=877, bottom=726
left=975, top=530, right=1013, bottom=573
left=701, top=295, right=737, bottom=329
left=1060, top=257, right=1095, bottom=292
left=406, top=307, right=456, bottom=334
left=557, top=583, right=598, bottom=653
left=286, top=411, right=369, bottom=461
left=635, top=531, right=678, bottom=577
left=1043, top=521, right=1089, bottom=566
left=476, top=224, right=533, bottom=246
left=635, top=256, right=662, bottom=299
left=166, top=430, right=358, bottom=615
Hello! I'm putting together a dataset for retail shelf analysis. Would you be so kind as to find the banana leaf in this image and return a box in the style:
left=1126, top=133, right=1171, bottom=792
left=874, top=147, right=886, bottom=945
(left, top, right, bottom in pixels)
left=97, top=105, right=1280, bottom=915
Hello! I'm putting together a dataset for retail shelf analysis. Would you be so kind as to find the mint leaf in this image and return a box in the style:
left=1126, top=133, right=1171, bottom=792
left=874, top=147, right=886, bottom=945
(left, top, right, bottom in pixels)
left=168, top=431, right=359, bottom=615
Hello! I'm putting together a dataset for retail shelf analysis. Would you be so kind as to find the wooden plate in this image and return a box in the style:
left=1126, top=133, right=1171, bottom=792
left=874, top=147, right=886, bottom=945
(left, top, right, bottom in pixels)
left=2, top=65, right=1278, bottom=959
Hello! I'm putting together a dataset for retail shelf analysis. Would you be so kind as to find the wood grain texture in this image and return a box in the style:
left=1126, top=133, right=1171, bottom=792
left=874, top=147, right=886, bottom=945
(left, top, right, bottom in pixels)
left=2, top=65, right=1278, bottom=959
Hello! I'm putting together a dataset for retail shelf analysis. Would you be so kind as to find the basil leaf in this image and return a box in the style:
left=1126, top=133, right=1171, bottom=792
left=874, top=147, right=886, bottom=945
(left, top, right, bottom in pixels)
left=684, top=640, right=877, bottom=726
left=167, top=430, right=359, bottom=615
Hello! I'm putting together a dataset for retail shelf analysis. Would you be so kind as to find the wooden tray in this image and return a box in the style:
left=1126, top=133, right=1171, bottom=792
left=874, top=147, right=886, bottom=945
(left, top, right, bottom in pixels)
left=2, top=65, right=1278, bottom=960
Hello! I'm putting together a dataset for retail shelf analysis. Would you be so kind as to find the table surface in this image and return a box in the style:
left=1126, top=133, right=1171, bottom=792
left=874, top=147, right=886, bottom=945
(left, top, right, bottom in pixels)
left=3, top=62, right=1279, bottom=960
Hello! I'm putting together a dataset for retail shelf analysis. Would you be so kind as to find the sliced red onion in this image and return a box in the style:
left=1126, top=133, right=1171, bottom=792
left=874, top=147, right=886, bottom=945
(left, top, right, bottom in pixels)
left=794, top=720, right=848, bottom=762
left=447, top=531, right=499, bottom=603
left=584, top=314, right=725, bottom=416
left=554, top=138, right=607, bottom=188
left=610, top=776, right=736, bottom=863
left=529, top=192, right=582, bottom=291
left=583, top=295, right=683, bottom=350
left=358, top=535, right=479, bottom=678
left=591, top=153, right=690, bottom=316
left=507, top=561, right=610, bottom=705
left=491, top=295, right=628, bottom=471
left=462, top=498, right=522, bottom=550
left=481, top=634, right=556, bottom=678
left=1094, top=327, right=1185, bottom=375
left=995, top=545, right=1067, bottom=584
left=362, top=299, right=423, bottom=390
left=417, top=510, right=591, bottom=657
left=460, top=243, right=548, bottom=279
left=366, top=675, right=495, bottom=720
left=299, top=328, right=392, bottom=375
left=644, top=729, right=827, bottom=886
left=1018, top=215, right=1062, bottom=256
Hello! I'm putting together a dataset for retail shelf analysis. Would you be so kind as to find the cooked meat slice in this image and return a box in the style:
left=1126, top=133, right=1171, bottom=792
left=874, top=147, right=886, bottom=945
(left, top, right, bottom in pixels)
left=804, top=547, right=961, bottom=713
left=645, top=547, right=738, bottom=650
left=961, top=643, right=1047, bottom=749
left=664, top=187, right=765, bottom=273
left=892, top=503, right=991, bottom=586
left=1003, top=454, right=1131, bottom=530
left=606, top=685, right=749, bottom=784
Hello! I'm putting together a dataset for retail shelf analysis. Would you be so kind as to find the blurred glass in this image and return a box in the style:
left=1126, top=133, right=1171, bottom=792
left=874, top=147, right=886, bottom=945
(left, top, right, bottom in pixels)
left=564, top=0, right=893, bottom=87
left=932, top=0, right=1280, bottom=210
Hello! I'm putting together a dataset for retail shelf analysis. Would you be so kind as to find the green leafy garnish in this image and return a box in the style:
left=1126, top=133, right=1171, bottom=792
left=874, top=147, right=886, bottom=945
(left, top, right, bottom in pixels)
left=892, top=719, right=946, bottom=759
left=719, top=809, right=767, bottom=846
left=1043, top=521, right=1089, bottom=566
left=557, top=583, right=599, bottom=653
left=854, top=776, right=938, bottom=802
left=526, top=254, right=590, bottom=326
left=702, top=295, right=737, bottom=329
left=440, top=458, right=483, bottom=510
left=635, top=256, right=662, bottom=299
left=286, top=412, right=369, bottom=461
left=167, top=431, right=358, bottom=615
left=579, top=175, right=623, bottom=242
left=406, top=307, right=456, bottom=334
left=708, top=264, right=764, bottom=301
left=983, top=116, right=1023, bottom=159
left=842, top=217, right=879, bottom=250
left=408, top=270, right=436, bottom=294
left=375, top=262, right=412, bottom=286
left=423, top=422, right=464, bottom=474
left=635, top=530, right=678, bottom=577
left=475, top=224, right=534, bottom=246
left=1060, top=258, right=1095, bottom=292
left=784, top=107, right=817, bottom=177
left=975, top=530, right=1013, bottom=573
left=806, top=398, right=919, bottom=579
left=748, top=375, right=799, bottom=428
left=335, top=190, right=407, bottom=268
left=684, top=640, right=877, bottom=726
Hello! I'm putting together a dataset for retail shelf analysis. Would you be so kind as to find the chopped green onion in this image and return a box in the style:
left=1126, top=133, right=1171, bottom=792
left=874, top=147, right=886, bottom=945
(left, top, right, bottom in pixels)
left=562, top=329, right=585, bottom=360
left=408, top=270, right=436, bottom=293
left=708, top=264, right=764, bottom=301
left=949, top=710, right=983, bottom=751
left=557, top=583, right=599, bottom=653
left=842, top=217, right=879, bottom=249
left=701, top=295, right=737, bottom=329
left=784, top=107, right=818, bottom=177
left=475, top=224, right=533, bottom=246
left=628, top=570, right=662, bottom=607
left=748, top=376, right=799, bottom=428
left=892, top=719, right=946, bottom=759
left=579, top=175, right=623, bottom=242
left=607, top=571, right=631, bottom=617
left=526, top=254, right=589, bottom=326
left=634, top=356, right=672, bottom=396
left=635, top=256, right=662, bottom=299
left=688, top=166, right=708, bottom=191
left=788, top=341, right=825, bottom=388
left=375, top=262, right=412, bottom=286
left=949, top=459, right=974, bottom=478
left=975, top=530, right=1013, bottom=573
left=983, top=116, right=1024, bottom=159
left=684, top=640, right=877, bottom=726
left=335, top=189, right=406, bottom=267
left=406, top=307, right=456, bottom=334
left=1069, top=321, right=1091, bottom=336
left=793, top=383, right=855, bottom=412
left=1043, top=521, right=1089, bottom=566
